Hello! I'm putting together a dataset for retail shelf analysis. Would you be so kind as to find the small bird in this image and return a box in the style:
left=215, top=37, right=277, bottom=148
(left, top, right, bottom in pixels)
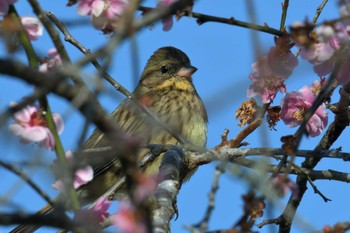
left=11, top=46, right=208, bottom=233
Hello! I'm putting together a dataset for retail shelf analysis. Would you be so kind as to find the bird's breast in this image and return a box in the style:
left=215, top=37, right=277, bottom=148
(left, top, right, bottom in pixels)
left=146, top=89, right=208, bottom=148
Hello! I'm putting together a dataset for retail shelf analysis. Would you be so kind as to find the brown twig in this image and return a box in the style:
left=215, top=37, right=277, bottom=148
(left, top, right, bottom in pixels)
left=305, top=175, right=331, bottom=202
left=280, top=0, right=289, bottom=31
left=194, top=159, right=227, bottom=232
left=0, top=160, right=54, bottom=206
left=312, top=0, right=329, bottom=23
left=138, top=5, right=284, bottom=36
left=257, top=216, right=283, bottom=228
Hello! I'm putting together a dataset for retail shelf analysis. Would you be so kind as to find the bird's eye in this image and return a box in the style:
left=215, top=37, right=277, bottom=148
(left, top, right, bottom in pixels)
left=160, top=66, right=169, bottom=74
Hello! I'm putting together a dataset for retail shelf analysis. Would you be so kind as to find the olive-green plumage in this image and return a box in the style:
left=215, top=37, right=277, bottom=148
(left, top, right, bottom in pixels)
left=11, top=46, right=208, bottom=233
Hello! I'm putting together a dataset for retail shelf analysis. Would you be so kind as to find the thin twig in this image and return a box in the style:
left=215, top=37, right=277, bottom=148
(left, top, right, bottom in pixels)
left=288, top=163, right=331, bottom=202
left=306, top=175, right=331, bottom=202
left=138, top=5, right=284, bottom=36
left=194, top=160, right=227, bottom=232
left=257, top=216, right=282, bottom=228
left=312, top=0, right=329, bottom=23
left=0, top=160, right=55, bottom=206
left=280, top=0, right=289, bottom=31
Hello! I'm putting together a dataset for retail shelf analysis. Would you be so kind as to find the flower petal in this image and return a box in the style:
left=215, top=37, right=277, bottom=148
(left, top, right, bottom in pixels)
left=41, top=129, right=55, bottom=150
left=21, top=16, right=43, bottom=40
left=74, top=165, right=94, bottom=189
left=21, top=126, right=48, bottom=142
left=53, top=113, right=64, bottom=134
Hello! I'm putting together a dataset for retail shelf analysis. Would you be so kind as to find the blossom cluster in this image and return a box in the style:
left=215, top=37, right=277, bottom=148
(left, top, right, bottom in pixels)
left=291, top=1, right=350, bottom=85
left=76, top=0, right=129, bottom=33
left=39, top=48, right=62, bottom=72
left=248, top=36, right=298, bottom=104
left=245, top=34, right=329, bottom=136
left=9, top=104, right=64, bottom=150
left=280, top=82, right=328, bottom=137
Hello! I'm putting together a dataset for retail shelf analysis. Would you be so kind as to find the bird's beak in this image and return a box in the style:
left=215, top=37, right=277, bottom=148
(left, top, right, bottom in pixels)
left=176, top=64, right=198, bottom=78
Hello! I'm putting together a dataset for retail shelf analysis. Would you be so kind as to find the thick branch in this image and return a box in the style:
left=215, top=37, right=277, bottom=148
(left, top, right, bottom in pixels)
left=153, top=147, right=185, bottom=233
left=0, top=212, right=73, bottom=231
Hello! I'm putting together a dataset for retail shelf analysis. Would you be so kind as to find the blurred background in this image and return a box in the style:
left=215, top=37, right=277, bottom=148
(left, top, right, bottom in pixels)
left=1, top=1, right=348, bottom=232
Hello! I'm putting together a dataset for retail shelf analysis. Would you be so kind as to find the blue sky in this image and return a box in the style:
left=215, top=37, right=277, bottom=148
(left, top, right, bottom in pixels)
left=1, top=1, right=349, bottom=233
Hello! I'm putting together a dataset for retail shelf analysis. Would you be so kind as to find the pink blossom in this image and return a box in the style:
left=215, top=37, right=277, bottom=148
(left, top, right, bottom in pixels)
left=74, top=197, right=111, bottom=230
left=21, top=16, right=43, bottom=40
left=267, top=36, right=298, bottom=77
left=296, top=21, right=350, bottom=84
left=77, top=0, right=128, bottom=33
left=9, top=103, right=64, bottom=150
left=306, top=104, right=328, bottom=136
left=313, top=58, right=334, bottom=77
left=39, top=48, right=62, bottom=72
left=300, top=42, right=335, bottom=64
left=75, top=197, right=111, bottom=221
left=299, top=37, right=350, bottom=84
left=101, top=0, right=127, bottom=19
left=93, top=197, right=112, bottom=221
left=92, top=0, right=128, bottom=32
left=52, top=151, right=94, bottom=190
left=113, top=202, right=146, bottom=233
left=0, top=0, right=17, bottom=16
left=77, top=0, right=101, bottom=16
left=332, top=21, right=350, bottom=45
left=280, top=85, right=328, bottom=137
left=315, top=25, right=336, bottom=43
left=156, top=0, right=178, bottom=31
left=247, top=36, right=297, bottom=104
left=247, top=56, right=287, bottom=104
left=73, top=165, right=94, bottom=189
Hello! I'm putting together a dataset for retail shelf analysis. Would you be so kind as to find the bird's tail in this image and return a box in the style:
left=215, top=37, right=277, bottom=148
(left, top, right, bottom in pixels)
left=10, top=203, right=54, bottom=233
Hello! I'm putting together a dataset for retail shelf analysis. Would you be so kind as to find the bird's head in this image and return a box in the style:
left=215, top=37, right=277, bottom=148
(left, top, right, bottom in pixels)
left=139, top=47, right=198, bottom=92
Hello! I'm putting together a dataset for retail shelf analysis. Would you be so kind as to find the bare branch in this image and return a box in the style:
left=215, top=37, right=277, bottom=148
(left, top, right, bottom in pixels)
left=153, top=147, right=185, bottom=233
left=0, top=160, right=54, bottom=206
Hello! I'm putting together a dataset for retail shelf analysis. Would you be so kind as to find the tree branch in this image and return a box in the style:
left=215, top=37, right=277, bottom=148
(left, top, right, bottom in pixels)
left=153, top=147, right=185, bottom=233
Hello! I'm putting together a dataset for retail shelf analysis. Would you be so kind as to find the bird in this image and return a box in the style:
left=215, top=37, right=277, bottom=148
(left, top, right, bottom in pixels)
left=10, top=46, right=208, bottom=233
